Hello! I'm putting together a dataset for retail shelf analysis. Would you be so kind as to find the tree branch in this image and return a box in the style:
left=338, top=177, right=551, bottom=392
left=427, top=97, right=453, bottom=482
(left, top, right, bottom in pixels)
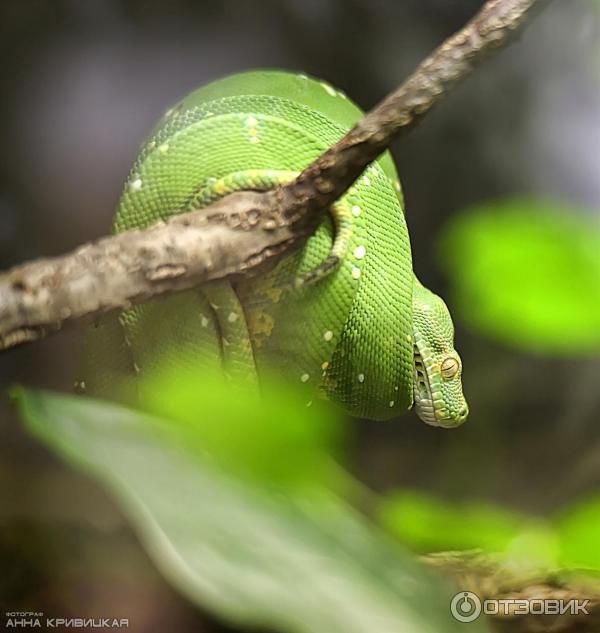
left=0, top=0, right=550, bottom=351
left=0, top=193, right=301, bottom=348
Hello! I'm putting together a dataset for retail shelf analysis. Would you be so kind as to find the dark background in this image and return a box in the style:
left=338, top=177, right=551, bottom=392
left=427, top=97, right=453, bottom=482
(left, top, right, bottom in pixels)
left=1, top=1, right=599, bottom=630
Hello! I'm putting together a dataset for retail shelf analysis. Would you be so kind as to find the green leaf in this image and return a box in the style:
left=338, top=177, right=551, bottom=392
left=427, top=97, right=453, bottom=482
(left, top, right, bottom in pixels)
left=378, top=490, right=559, bottom=567
left=438, top=199, right=600, bottom=354
left=138, top=369, right=342, bottom=492
left=555, top=496, right=600, bottom=571
left=15, top=388, right=486, bottom=633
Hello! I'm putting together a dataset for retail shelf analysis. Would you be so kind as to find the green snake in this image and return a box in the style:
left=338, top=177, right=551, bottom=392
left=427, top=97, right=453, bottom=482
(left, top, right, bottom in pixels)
left=82, top=70, right=468, bottom=427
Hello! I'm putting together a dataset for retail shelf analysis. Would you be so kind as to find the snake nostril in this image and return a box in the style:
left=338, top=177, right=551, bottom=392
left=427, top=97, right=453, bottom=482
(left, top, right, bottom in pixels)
left=459, top=406, right=468, bottom=418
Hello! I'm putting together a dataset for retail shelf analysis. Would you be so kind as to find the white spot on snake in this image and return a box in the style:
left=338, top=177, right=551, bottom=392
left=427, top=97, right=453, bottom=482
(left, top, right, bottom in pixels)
left=147, top=141, right=156, bottom=150
left=298, top=74, right=309, bottom=80
left=351, top=205, right=361, bottom=217
left=323, top=330, right=333, bottom=342
left=394, top=180, right=401, bottom=192
left=158, top=143, right=169, bottom=154
left=351, top=266, right=361, bottom=280
left=406, top=334, right=412, bottom=342
left=389, top=400, right=395, bottom=407
left=422, top=304, right=430, bottom=311
left=363, top=175, right=371, bottom=186
left=320, top=82, right=337, bottom=97
left=321, top=361, right=329, bottom=371
left=301, top=373, right=310, bottom=383
left=228, top=312, right=239, bottom=323
left=354, top=245, right=366, bottom=260
left=358, top=373, right=365, bottom=383
left=201, top=316, right=209, bottom=327
left=130, top=178, right=142, bottom=192
left=245, top=116, right=260, bottom=143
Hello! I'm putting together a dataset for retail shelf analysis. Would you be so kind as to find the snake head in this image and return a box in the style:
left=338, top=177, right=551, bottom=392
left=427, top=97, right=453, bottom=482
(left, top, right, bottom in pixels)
left=412, top=279, right=468, bottom=428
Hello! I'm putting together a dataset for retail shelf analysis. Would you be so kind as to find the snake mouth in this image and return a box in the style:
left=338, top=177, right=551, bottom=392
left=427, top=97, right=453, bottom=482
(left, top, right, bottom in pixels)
left=413, top=346, right=439, bottom=427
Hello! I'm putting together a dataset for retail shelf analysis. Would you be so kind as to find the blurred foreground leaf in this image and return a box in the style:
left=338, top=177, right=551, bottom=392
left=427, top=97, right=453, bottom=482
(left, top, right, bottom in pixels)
left=139, top=369, right=341, bottom=492
left=438, top=199, right=600, bottom=354
left=15, top=388, right=484, bottom=633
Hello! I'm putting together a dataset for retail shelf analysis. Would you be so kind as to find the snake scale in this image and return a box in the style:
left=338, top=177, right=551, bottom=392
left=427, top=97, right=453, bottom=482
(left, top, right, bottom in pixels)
left=82, top=70, right=468, bottom=427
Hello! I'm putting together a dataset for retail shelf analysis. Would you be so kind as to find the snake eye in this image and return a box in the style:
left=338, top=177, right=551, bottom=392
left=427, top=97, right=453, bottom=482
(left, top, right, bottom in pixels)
left=440, top=357, right=459, bottom=379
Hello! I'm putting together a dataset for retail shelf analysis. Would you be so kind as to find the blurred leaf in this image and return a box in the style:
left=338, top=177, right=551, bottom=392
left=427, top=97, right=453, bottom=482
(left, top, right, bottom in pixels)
left=555, top=496, right=600, bottom=570
left=503, top=525, right=561, bottom=569
left=139, top=368, right=341, bottom=492
left=15, top=388, right=486, bottom=633
left=378, top=489, right=558, bottom=567
left=438, top=199, right=600, bottom=354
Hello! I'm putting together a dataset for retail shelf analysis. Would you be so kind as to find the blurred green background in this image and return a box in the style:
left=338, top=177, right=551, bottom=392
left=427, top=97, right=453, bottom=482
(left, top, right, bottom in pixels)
left=1, top=1, right=599, bottom=631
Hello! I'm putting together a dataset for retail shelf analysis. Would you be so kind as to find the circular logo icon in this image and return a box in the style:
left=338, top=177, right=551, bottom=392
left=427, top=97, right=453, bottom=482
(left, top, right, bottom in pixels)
left=450, top=591, right=482, bottom=623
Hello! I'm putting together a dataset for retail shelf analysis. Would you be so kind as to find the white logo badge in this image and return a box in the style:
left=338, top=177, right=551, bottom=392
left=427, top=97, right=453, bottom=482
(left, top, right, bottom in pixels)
left=450, top=591, right=482, bottom=623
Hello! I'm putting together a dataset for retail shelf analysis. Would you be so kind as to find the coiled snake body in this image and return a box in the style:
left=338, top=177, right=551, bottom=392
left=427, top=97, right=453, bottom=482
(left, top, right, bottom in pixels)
left=83, top=70, right=468, bottom=427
